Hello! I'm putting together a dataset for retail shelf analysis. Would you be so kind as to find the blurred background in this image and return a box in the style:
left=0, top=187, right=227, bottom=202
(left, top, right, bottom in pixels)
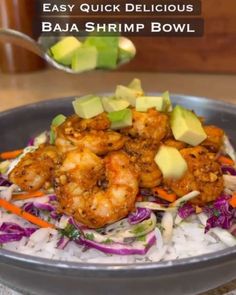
left=0, top=0, right=236, bottom=111
left=126, top=0, right=236, bottom=74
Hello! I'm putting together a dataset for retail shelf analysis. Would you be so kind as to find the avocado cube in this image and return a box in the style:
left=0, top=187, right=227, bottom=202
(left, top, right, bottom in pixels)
left=84, top=36, right=119, bottom=69
left=73, top=95, right=104, bottom=119
left=50, top=37, right=81, bottom=66
left=50, top=114, right=66, bottom=144
left=162, top=91, right=172, bottom=112
left=128, top=78, right=144, bottom=95
left=52, top=114, right=66, bottom=127
left=108, top=109, right=132, bottom=130
left=71, top=46, right=97, bottom=72
left=115, top=85, right=142, bottom=107
left=102, top=97, right=130, bottom=113
left=155, top=145, right=188, bottom=180
left=136, top=96, right=164, bottom=112
left=171, top=105, right=207, bottom=146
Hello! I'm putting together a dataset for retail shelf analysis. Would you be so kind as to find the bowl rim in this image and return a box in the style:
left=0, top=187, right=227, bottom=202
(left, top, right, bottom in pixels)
left=0, top=93, right=236, bottom=275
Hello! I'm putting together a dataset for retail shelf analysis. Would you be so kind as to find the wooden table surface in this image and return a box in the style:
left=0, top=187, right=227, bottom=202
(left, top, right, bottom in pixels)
left=0, top=69, right=236, bottom=295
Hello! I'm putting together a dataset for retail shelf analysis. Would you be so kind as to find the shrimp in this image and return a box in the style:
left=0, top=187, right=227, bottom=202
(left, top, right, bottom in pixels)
left=163, top=139, right=187, bottom=150
left=124, top=139, right=162, bottom=188
left=121, top=109, right=170, bottom=145
left=55, top=114, right=125, bottom=155
left=9, top=145, right=59, bottom=192
left=201, top=125, right=225, bottom=152
left=55, top=149, right=139, bottom=228
left=165, top=146, right=224, bottom=205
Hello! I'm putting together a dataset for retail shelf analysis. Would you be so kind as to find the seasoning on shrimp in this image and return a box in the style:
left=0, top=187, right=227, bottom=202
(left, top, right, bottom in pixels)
left=9, top=145, right=59, bottom=192
left=165, top=146, right=224, bottom=205
left=55, top=148, right=139, bottom=228
left=121, top=109, right=170, bottom=145
left=55, top=114, right=126, bottom=155
left=124, top=138, right=162, bottom=188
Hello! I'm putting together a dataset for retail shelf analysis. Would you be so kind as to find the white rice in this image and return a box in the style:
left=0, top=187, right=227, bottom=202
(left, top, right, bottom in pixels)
left=1, top=208, right=234, bottom=264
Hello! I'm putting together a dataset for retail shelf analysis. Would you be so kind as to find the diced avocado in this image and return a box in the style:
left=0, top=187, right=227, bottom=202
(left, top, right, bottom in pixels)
left=73, top=95, right=104, bottom=119
left=170, top=105, right=207, bottom=146
left=84, top=36, right=119, bottom=69
left=162, top=91, right=172, bottom=112
left=49, top=132, right=57, bottom=145
left=50, top=114, right=66, bottom=144
left=118, top=37, right=136, bottom=64
left=155, top=145, right=188, bottom=180
left=115, top=85, right=142, bottom=107
left=50, top=37, right=81, bottom=66
left=71, top=46, right=97, bottom=72
left=108, top=109, right=132, bottom=130
left=102, top=97, right=130, bottom=113
left=136, top=96, right=164, bottom=112
left=128, top=78, right=144, bottom=95
left=52, top=114, right=66, bottom=127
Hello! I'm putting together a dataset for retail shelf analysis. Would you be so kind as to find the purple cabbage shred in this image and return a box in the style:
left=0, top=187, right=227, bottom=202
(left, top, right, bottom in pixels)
left=56, top=236, right=70, bottom=250
left=22, top=202, right=40, bottom=217
left=221, top=166, right=236, bottom=176
left=204, top=194, right=236, bottom=232
left=128, top=208, right=151, bottom=225
left=0, top=222, right=37, bottom=243
left=0, top=174, right=11, bottom=187
left=22, top=202, right=55, bottom=218
left=178, top=203, right=195, bottom=219
left=27, top=138, right=35, bottom=146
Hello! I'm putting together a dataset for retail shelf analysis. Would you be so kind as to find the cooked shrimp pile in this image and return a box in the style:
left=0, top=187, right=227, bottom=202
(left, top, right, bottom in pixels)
left=55, top=149, right=138, bottom=228
left=8, top=86, right=226, bottom=229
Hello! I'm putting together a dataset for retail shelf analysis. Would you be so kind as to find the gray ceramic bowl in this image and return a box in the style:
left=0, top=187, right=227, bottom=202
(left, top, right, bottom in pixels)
left=0, top=95, right=236, bottom=295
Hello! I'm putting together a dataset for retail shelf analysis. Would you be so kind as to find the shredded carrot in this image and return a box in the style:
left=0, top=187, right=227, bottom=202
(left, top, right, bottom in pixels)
left=152, top=188, right=177, bottom=203
left=229, top=194, right=236, bottom=208
left=12, top=191, right=45, bottom=201
left=0, top=199, right=55, bottom=228
left=0, top=149, right=24, bottom=160
left=218, top=155, right=235, bottom=166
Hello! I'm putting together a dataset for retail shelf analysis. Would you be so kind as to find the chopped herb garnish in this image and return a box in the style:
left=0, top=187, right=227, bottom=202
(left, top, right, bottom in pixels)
left=156, top=223, right=164, bottom=233
left=213, top=208, right=220, bottom=217
left=85, top=233, right=95, bottom=241
left=179, top=200, right=187, bottom=207
left=136, top=235, right=146, bottom=242
left=102, top=238, right=114, bottom=244
left=131, top=224, right=146, bottom=235
left=60, top=223, right=81, bottom=240
left=131, top=220, right=153, bottom=235
left=95, top=228, right=104, bottom=233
